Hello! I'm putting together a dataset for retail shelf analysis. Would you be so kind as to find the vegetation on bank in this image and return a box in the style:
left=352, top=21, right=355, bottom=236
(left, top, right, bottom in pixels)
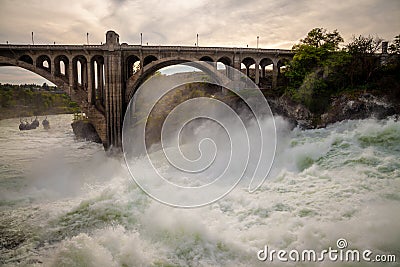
left=281, top=28, right=400, bottom=115
left=0, top=83, right=79, bottom=120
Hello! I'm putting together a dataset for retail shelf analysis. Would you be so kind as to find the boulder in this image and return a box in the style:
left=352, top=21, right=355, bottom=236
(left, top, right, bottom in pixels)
left=71, top=120, right=102, bottom=143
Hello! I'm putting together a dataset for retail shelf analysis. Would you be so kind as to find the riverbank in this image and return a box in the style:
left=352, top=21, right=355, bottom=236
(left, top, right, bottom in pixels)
left=0, top=105, right=78, bottom=121
left=2, top=82, right=399, bottom=141
left=0, top=84, right=79, bottom=120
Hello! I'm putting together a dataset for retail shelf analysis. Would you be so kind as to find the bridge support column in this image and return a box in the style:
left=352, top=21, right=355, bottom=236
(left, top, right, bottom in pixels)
left=98, top=62, right=104, bottom=105
left=104, top=30, right=123, bottom=150
left=255, top=62, right=260, bottom=85
left=87, top=62, right=94, bottom=104
left=272, top=62, right=278, bottom=89
left=68, top=62, right=74, bottom=94
left=50, top=59, right=55, bottom=76
left=261, top=66, right=265, bottom=78
left=231, top=55, right=242, bottom=82
left=82, top=62, right=88, bottom=90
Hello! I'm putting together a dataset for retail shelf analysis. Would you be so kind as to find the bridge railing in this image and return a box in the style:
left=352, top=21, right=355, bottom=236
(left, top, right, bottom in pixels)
left=121, top=45, right=293, bottom=54
left=0, top=43, right=293, bottom=54
left=0, top=44, right=103, bottom=50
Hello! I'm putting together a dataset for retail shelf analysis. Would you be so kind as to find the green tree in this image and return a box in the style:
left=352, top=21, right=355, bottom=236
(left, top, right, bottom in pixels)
left=345, top=35, right=383, bottom=86
left=346, top=35, right=383, bottom=55
left=285, top=28, right=347, bottom=112
left=286, top=28, right=344, bottom=83
left=296, top=28, right=343, bottom=51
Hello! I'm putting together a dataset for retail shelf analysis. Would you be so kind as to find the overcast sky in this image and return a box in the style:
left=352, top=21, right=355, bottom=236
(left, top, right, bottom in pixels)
left=0, top=0, right=399, bottom=85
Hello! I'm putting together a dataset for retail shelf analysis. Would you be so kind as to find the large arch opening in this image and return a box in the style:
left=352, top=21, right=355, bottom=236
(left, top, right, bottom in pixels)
left=0, top=66, right=55, bottom=86
left=126, top=58, right=231, bottom=104
left=126, top=58, right=191, bottom=102
left=143, top=55, right=158, bottom=67
left=127, top=62, right=236, bottom=147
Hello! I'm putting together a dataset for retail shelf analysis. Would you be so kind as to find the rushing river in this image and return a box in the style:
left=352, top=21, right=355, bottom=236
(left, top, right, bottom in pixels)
left=0, top=114, right=399, bottom=266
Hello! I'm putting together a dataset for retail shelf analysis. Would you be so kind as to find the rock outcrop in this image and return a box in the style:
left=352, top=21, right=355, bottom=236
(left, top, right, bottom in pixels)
left=269, top=95, right=313, bottom=129
left=71, top=120, right=102, bottom=144
left=269, top=92, right=399, bottom=129
left=320, top=93, right=397, bottom=126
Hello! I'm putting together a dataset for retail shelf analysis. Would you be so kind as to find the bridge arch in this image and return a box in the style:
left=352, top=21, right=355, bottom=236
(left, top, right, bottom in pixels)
left=126, top=57, right=192, bottom=102
left=259, top=57, right=274, bottom=79
left=36, top=55, right=51, bottom=72
left=90, top=55, right=105, bottom=107
left=72, top=55, right=88, bottom=90
left=216, top=56, right=231, bottom=77
left=54, top=55, right=69, bottom=81
left=277, top=58, right=290, bottom=76
left=126, top=55, right=140, bottom=78
left=143, top=55, right=158, bottom=66
left=19, top=55, right=33, bottom=65
left=199, top=56, right=214, bottom=62
left=217, top=56, right=231, bottom=66
left=241, top=57, right=256, bottom=77
left=125, top=56, right=232, bottom=104
left=276, top=58, right=290, bottom=87
left=0, top=56, right=68, bottom=89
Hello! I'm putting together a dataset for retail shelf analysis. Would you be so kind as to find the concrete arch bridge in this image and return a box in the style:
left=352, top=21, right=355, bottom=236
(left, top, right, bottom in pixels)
left=0, top=31, right=293, bottom=149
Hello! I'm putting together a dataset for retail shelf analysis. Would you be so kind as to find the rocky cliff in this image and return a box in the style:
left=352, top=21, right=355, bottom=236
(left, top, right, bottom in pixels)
left=269, top=91, right=399, bottom=129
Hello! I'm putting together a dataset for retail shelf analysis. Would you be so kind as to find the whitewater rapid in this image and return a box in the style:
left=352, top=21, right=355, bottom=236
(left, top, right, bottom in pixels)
left=0, top=114, right=399, bottom=266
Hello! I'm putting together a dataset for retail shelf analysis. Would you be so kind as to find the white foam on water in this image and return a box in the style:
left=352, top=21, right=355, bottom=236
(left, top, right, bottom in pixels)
left=1, top=115, right=400, bottom=266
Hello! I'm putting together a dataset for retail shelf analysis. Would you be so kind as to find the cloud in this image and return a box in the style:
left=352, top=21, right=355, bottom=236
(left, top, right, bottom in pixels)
left=0, top=0, right=399, bottom=84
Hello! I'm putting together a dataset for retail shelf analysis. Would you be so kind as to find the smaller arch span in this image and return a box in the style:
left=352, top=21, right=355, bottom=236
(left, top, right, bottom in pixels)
left=54, top=55, right=69, bottom=81
left=217, top=56, right=231, bottom=66
left=259, top=57, right=274, bottom=79
left=126, top=55, right=141, bottom=78
left=241, top=57, right=256, bottom=77
left=72, top=55, right=88, bottom=90
left=36, top=55, right=51, bottom=72
left=90, top=55, right=105, bottom=108
left=199, top=56, right=214, bottom=62
left=19, top=55, right=33, bottom=65
left=143, top=55, right=158, bottom=66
